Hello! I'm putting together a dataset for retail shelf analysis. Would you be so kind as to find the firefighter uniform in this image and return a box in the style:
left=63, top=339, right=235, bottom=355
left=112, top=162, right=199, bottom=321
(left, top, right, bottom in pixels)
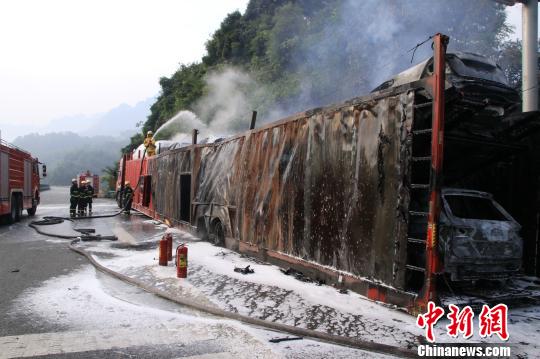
left=69, top=179, right=79, bottom=217
left=77, top=181, right=87, bottom=216
left=123, top=182, right=134, bottom=214
left=86, top=182, right=94, bottom=213
left=143, top=131, right=156, bottom=156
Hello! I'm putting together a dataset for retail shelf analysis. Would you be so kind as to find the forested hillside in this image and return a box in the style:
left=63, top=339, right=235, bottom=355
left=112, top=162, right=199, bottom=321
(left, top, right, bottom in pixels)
left=124, top=0, right=518, bottom=152
left=13, top=132, right=126, bottom=186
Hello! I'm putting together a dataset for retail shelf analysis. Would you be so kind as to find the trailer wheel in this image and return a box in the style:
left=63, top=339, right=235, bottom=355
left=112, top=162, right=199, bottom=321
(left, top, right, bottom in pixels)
left=196, top=218, right=208, bottom=241
left=211, top=220, right=225, bottom=247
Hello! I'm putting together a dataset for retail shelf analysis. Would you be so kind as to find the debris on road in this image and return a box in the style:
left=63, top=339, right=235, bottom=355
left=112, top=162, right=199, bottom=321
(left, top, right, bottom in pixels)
left=280, top=267, right=325, bottom=286
left=269, top=336, right=303, bottom=343
left=234, top=265, right=254, bottom=275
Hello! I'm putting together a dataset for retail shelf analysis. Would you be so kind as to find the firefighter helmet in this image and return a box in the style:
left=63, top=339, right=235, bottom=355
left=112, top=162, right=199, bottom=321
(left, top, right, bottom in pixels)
left=147, top=131, right=153, bottom=136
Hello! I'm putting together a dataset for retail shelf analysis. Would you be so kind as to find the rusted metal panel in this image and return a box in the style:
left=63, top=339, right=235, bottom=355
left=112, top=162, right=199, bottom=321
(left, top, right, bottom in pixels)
left=192, top=139, right=244, bottom=229
left=146, top=91, right=414, bottom=290
left=206, top=93, right=414, bottom=288
left=148, top=149, right=191, bottom=222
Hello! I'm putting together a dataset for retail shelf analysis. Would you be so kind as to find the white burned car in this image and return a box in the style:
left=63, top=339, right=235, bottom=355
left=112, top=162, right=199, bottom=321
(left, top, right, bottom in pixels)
left=439, top=188, right=522, bottom=281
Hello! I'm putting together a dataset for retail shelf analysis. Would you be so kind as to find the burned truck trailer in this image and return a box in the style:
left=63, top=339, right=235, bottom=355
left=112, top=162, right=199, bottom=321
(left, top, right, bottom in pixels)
left=118, top=35, right=540, bottom=311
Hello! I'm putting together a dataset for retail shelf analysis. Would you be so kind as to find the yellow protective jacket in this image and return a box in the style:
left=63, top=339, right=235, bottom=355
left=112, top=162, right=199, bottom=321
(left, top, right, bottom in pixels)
left=144, top=136, right=156, bottom=156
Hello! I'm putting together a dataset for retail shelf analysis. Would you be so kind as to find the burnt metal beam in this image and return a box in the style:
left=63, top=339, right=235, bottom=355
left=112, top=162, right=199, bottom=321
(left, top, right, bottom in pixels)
left=250, top=111, right=258, bottom=130
left=445, top=135, right=528, bottom=151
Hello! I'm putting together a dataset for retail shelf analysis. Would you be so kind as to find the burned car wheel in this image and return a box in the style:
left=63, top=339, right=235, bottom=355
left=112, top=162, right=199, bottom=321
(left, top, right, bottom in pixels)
left=196, top=218, right=209, bottom=241
left=211, top=220, right=225, bottom=247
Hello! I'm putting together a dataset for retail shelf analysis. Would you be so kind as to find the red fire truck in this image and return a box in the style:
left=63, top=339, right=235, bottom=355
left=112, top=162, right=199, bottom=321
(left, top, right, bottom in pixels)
left=77, top=170, right=99, bottom=197
left=0, top=139, right=44, bottom=223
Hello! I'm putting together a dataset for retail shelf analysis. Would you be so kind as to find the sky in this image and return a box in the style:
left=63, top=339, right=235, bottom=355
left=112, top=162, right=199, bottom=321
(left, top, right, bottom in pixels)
left=0, top=0, right=249, bottom=136
left=0, top=1, right=535, bottom=140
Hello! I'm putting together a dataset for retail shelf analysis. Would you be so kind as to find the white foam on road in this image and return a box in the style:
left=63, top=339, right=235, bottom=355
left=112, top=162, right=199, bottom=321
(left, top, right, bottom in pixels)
left=6, top=265, right=380, bottom=358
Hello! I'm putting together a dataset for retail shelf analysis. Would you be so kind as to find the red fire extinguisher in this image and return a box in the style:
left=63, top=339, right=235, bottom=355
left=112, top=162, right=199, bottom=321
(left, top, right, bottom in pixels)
left=166, top=233, right=173, bottom=261
left=176, top=244, right=188, bottom=278
left=158, top=236, right=168, bottom=266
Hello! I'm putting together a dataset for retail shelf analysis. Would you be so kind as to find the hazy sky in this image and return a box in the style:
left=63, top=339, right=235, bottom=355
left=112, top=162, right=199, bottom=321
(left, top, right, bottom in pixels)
left=0, top=0, right=249, bottom=129
left=0, top=1, right=534, bottom=137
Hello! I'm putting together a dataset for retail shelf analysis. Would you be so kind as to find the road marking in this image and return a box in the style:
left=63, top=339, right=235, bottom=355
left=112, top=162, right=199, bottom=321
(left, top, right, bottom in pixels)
left=0, top=327, right=214, bottom=358
left=180, top=353, right=234, bottom=359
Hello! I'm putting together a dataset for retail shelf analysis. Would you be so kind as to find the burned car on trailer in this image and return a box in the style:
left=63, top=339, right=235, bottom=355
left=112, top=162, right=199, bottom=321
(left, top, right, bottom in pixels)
left=373, top=52, right=525, bottom=283
left=439, top=189, right=522, bottom=281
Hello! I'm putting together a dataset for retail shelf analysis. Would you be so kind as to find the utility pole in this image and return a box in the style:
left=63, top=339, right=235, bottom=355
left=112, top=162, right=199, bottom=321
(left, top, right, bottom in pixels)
left=495, top=0, right=538, bottom=110
left=522, top=0, right=538, bottom=111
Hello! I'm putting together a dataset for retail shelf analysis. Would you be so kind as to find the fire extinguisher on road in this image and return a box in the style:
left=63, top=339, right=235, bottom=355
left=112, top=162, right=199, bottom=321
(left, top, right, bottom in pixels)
left=166, top=233, right=173, bottom=261
left=158, top=236, right=168, bottom=266
left=176, top=244, right=188, bottom=278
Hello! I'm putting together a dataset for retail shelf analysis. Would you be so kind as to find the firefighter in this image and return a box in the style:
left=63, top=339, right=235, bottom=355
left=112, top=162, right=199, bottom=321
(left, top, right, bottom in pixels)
left=77, top=180, right=87, bottom=216
left=86, top=180, right=94, bottom=214
left=123, top=181, right=134, bottom=214
left=143, top=131, right=156, bottom=156
left=69, top=179, right=79, bottom=217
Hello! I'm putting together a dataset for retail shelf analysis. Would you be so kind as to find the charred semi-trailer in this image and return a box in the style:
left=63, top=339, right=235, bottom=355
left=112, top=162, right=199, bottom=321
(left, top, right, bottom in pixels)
left=117, top=35, right=540, bottom=312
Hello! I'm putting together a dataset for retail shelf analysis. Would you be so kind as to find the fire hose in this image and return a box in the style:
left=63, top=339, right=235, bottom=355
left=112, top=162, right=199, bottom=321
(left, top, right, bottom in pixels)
left=28, top=147, right=149, bottom=237
left=28, top=216, right=118, bottom=241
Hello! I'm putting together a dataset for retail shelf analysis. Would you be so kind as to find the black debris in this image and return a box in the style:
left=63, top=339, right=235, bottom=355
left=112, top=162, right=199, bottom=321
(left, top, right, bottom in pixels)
left=339, top=288, right=348, bottom=294
left=281, top=267, right=325, bottom=285
left=75, top=228, right=96, bottom=234
left=269, top=337, right=303, bottom=343
left=234, top=265, right=254, bottom=274
left=10, top=269, right=19, bottom=273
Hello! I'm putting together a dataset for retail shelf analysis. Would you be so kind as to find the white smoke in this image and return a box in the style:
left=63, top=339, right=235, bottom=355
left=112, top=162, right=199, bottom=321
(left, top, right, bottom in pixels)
left=153, top=67, right=266, bottom=145
left=195, top=67, right=264, bottom=134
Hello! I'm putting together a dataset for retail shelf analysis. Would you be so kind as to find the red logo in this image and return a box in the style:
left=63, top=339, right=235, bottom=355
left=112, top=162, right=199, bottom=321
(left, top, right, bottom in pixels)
left=416, top=302, right=509, bottom=342
left=478, top=304, right=509, bottom=341
left=446, top=304, right=474, bottom=339
left=416, top=301, right=445, bottom=342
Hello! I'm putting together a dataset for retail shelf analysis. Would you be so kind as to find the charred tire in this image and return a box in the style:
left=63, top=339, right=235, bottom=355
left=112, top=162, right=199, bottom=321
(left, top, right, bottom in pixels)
left=211, top=220, right=225, bottom=247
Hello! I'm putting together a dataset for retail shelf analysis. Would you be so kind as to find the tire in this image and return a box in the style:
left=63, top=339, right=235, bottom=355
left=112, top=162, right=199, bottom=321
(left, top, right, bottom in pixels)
left=15, top=195, right=22, bottom=222
left=7, top=195, right=16, bottom=224
left=211, top=220, right=225, bottom=247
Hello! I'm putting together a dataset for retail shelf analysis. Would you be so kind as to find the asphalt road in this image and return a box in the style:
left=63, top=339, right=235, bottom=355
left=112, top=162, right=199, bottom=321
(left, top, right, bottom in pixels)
left=0, top=186, right=384, bottom=359
left=0, top=187, right=88, bottom=336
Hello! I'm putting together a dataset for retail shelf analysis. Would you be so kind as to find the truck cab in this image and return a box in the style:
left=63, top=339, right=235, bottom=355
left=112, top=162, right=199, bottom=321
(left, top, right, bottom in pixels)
left=439, top=188, right=522, bottom=281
